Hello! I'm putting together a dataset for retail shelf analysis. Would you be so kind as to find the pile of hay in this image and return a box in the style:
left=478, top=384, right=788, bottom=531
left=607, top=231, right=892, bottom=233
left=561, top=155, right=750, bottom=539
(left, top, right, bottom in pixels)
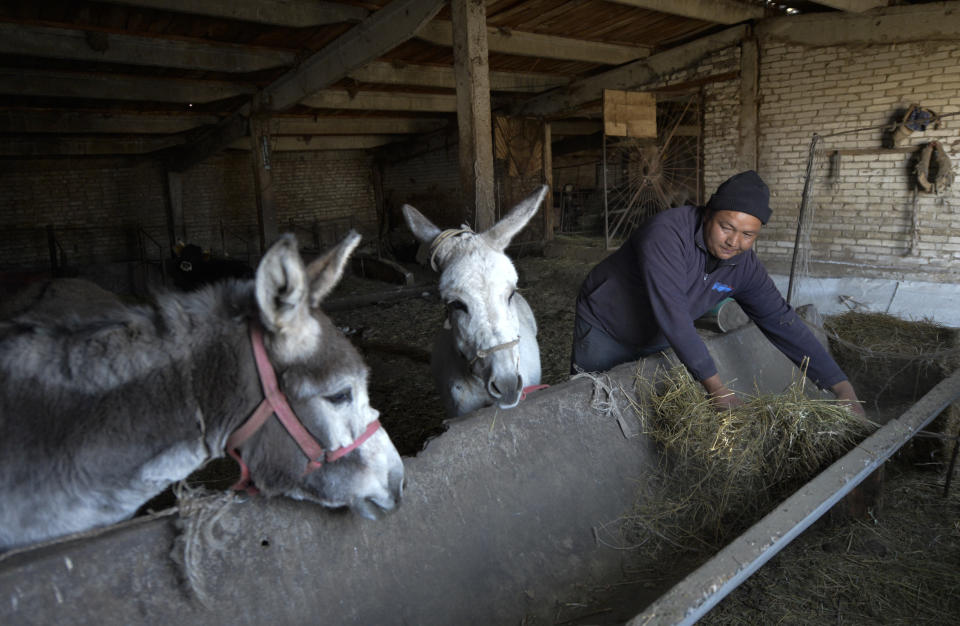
left=824, top=311, right=960, bottom=402
left=825, top=310, right=960, bottom=469
left=619, top=362, right=875, bottom=556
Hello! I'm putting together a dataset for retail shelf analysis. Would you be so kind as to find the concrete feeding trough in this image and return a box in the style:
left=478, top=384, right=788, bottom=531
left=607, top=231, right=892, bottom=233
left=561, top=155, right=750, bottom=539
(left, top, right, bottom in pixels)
left=2, top=310, right=955, bottom=625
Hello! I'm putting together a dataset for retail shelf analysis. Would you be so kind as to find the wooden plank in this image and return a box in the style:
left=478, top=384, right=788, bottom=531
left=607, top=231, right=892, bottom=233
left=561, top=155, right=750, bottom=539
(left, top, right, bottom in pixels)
left=0, top=22, right=294, bottom=73
left=0, top=135, right=184, bottom=156
left=0, top=69, right=254, bottom=104
left=756, top=2, right=960, bottom=46
left=602, top=89, right=656, bottom=138
left=249, top=115, right=278, bottom=251
left=543, top=122, right=554, bottom=242
left=93, top=0, right=369, bottom=26
left=737, top=38, right=758, bottom=172
left=302, top=90, right=457, bottom=112
left=452, top=0, right=495, bottom=230
left=0, top=110, right=218, bottom=134
left=271, top=116, right=448, bottom=136
left=417, top=20, right=649, bottom=65
left=166, top=170, right=185, bottom=247
left=813, top=0, right=889, bottom=12
left=348, top=61, right=568, bottom=93
left=228, top=135, right=399, bottom=151
left=602, top=0, right=764, bottom=24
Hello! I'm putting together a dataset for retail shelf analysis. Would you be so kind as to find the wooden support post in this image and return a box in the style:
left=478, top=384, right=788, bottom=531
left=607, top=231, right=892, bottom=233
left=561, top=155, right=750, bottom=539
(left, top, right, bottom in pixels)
left=451, top=0, right=495, bottom=231
left=738, top=37, right=759, bottom=173
left=249, top=114, right=278, bottom=252
left=165, top=170, right=185, bottom=251
left=543, top=122, right=554, bottom=241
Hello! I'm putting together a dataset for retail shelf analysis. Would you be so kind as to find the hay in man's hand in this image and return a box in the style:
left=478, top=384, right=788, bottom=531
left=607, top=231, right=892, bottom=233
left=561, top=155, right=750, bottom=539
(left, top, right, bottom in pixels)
left=621, top=361, right=876, bottom=557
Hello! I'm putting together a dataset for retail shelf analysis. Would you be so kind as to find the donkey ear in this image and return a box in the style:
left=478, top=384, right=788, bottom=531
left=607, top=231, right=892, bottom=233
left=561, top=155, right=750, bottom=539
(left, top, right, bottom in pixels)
left=402, top=204, right=443, bottom=245
left=255, top=234, right=310, bottom=331
left=305, top=230, right=361, bottom=308
left=482, top=185, right=548, bottom=251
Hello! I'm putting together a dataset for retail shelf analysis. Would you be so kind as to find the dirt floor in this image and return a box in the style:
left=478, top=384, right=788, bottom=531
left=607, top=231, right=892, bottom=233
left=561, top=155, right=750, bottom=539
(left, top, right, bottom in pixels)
left=324, top=239, right=960, bottom=625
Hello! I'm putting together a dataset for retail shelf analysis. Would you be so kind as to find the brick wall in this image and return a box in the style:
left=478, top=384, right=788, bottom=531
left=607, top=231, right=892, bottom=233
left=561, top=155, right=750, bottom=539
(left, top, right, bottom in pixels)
left=0, top=149, right=379, bottom=276
left=0, top=158, right=167, bottom=271
left=755, top=40, right=960, bottom=283
left=272, top=150, right=377, bottom=249
left=381, top=142, right=462, bottom=229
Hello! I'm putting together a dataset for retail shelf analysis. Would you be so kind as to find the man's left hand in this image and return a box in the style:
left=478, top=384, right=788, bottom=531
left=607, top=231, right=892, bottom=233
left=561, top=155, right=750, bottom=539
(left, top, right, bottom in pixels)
left=831, top=379, right=866, bottom=418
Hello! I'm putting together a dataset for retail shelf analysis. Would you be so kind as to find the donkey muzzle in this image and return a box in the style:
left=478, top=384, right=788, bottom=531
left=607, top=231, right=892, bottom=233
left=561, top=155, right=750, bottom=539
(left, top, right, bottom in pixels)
left=488, top=373, right=523, bottom=409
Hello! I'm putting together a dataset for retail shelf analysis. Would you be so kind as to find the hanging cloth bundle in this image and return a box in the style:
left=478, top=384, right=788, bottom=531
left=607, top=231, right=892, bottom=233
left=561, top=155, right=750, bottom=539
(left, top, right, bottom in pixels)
left=892, top=104, right=939, bottom=147
left=915, top=141, right=955, bottom=194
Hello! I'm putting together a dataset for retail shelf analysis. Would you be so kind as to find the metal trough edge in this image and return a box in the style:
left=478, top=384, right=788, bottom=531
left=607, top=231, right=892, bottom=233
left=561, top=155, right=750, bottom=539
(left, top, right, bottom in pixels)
left=630, top=367, right=960, bottom=626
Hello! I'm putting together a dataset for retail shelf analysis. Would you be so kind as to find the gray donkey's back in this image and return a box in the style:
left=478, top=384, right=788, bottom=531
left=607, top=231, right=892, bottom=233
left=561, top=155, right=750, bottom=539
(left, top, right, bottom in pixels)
left=0, top=280, right=256, bottom=549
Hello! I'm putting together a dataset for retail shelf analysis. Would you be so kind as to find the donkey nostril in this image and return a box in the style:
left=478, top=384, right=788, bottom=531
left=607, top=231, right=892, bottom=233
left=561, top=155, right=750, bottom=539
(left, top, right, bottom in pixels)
left=489, top=380, right=502, bottom=397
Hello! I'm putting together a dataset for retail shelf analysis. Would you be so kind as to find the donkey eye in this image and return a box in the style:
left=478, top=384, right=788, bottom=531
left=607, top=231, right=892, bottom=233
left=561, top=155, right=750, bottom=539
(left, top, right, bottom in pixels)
left=324, top=388, right=352, bottom=405
left=447, top=300, right=468, bottom=314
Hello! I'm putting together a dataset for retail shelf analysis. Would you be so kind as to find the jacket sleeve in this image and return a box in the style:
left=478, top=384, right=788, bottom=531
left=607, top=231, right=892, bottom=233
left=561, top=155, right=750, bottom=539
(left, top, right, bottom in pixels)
left=637, top=227, right=719, bottom=381
left=733, top=257, right=847, bottom=388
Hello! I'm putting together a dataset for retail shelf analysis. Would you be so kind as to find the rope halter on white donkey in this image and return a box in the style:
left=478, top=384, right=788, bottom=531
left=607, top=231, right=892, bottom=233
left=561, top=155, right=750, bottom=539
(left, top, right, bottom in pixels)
left=428, top=227, right=473, bottom=272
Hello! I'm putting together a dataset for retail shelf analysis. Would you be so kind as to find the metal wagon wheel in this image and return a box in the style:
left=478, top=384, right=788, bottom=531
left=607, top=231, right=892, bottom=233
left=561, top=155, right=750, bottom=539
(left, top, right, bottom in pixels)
left=603, top=94, right=702, bottom=248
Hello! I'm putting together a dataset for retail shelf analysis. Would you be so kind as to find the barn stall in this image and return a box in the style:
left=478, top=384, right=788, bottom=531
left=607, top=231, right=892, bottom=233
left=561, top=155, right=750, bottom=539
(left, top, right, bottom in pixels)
left=2, top=1, right=960, bottom=624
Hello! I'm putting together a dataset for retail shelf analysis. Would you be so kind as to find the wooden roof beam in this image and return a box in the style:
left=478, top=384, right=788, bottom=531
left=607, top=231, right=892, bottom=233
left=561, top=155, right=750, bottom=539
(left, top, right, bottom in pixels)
left=601, top=0, right=764, bottom=25
left=262, top=0, right=446, bottom=111
left=229, top=135, right=400, bottom=151
left=416, top=20, right=650, bottom=65
left=271, top=116, right=449, bottom=135
left=0, top=110, right=219, bottom=134
left=513, top=24, right=747, bottom=118
left=92, top=0, right=368, bottom=27
left=810, top=0, right=889, bottom=12
left=303, top=90, right=457, bottom=113
left=756, top=2, right=960, bottom=46
left=0, top=69, right=253, bottom=104
left=161, top=0, right=445, bottom=170
left=348, top=61, right=568, bottom=93
left=0, top=135, right=185, bottom=156
left=0, top=22, right=294, bottom=73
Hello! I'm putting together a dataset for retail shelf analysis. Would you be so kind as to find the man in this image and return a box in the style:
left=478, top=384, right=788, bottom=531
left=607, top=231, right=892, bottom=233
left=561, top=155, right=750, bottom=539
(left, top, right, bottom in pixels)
left=571, top=170, right=864, bottom=415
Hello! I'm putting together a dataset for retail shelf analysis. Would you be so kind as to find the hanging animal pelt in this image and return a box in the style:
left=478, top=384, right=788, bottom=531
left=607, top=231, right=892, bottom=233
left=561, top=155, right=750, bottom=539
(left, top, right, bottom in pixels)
left=915, top=140, right=955, bottom=193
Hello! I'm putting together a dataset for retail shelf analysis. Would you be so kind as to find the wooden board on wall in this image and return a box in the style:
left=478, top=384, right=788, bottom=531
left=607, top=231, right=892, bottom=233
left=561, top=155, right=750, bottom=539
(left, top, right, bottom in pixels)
left=603, top=89, right=656, bottom=138
left=494, top=115, right=550, bottom=245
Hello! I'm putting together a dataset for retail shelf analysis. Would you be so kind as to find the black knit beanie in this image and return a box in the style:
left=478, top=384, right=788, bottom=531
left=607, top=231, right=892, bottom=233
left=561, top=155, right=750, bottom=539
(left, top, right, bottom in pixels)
left=705, top=170, right=772, bottom=225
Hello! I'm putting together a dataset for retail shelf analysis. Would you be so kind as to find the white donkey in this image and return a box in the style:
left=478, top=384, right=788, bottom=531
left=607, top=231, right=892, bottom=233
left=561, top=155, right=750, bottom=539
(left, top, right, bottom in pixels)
left=403, top=186, right=548, bottom=416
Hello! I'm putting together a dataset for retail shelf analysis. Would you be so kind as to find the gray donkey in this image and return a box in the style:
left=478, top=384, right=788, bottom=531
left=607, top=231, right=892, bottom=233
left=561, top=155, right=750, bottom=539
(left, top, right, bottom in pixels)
left=0, top=233, right=403, bottom=552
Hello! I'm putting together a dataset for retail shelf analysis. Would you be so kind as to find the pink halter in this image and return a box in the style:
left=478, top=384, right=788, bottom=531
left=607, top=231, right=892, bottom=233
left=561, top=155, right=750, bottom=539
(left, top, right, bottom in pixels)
left=226, top=324, right=381, bottom=493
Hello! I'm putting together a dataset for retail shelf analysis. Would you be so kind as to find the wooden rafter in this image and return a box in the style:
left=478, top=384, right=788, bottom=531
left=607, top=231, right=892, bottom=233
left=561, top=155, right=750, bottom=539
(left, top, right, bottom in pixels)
left=602, top=0, right=764, bottom=24
left=93, top=0, right=369, bottom=27
left=0, top=22, right=294, bottom=73
left=416, top=20, right=650, bottom=65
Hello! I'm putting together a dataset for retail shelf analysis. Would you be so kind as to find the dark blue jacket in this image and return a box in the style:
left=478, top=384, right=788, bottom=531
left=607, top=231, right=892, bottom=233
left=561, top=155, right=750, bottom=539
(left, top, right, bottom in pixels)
left=575, top=205, right=846, bottom=387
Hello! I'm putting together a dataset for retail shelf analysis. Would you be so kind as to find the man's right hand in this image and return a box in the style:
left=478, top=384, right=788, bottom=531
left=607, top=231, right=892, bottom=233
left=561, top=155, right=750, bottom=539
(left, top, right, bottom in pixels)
left=701, top=374, right=743, bottom=411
